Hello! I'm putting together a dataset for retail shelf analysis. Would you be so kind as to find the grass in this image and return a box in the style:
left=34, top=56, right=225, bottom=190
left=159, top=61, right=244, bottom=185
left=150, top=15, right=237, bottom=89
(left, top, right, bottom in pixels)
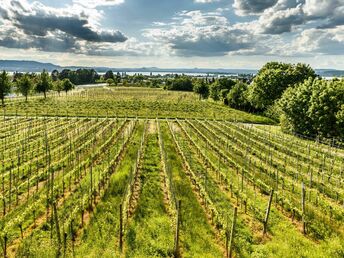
left=125, top=125, right=174, bottom=257
left=160, top=121, right=224, bottom=257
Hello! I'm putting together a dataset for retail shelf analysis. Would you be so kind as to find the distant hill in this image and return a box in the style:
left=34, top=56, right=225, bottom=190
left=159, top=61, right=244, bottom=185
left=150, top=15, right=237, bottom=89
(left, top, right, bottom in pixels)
left=0, top=59, right=343, bottom=77
left=0, top=60, right=60, bottom=72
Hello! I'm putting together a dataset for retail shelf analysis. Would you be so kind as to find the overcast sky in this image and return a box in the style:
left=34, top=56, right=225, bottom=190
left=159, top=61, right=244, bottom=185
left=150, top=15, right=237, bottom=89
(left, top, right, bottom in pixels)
left=0, top=0, right=343, bottom=69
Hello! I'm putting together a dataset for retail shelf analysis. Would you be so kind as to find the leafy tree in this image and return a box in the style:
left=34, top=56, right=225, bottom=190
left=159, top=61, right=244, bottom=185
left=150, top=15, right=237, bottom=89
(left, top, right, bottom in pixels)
left=278, top=78, right=315, bottom=135
left=279, top=78, right=344, bottom=138
left=16, top=74, right=33, bottom=101
left=226, top=82, right=251, bottom=111
left=165, top=77, right=193, bottom=91
left=209, top=78, right=236, bottom=101
left=193, top=79, right=209, bottom=99
left=106, top=78, right=115, bottom=86
left=0, top=71, right=12, bottom=106
left=53, top=80, right=64, bottom=96
left=62, top=78, right=75, bottom=95
left=248, top=62, right=316, bottom=110
left=51, top=70, right=59, bottom=81
left=104, top=70, right=114, bottom=80
left=336, top=105, right=344, bottom=138
left=307, top=79, right=344, bottom=137
left=36, top=70, right=52, bottom=99
left=209, top=81, right=221, bottom=101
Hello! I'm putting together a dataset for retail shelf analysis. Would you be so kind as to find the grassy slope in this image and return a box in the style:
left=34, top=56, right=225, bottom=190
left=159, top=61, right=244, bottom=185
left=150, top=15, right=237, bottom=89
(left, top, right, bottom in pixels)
left=124, top=126, right=174, bottom=257
left=161, top=122, right=224, bottom=257
left=2, top=87, right=274, bottom=124
left=72, top=122, right=144, bottom=258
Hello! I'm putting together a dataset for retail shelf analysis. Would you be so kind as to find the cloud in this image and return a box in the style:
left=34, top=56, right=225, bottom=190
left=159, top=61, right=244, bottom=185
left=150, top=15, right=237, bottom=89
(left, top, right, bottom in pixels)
left=291, top=26, right=344, bottom=55
left=258, top=4, right=305, bottom=34
left=15, top=15, right=127, bottom=43
left=194, top=0, right=220, bottom=3
left=0, top=0, right=128, bottom=55
left=233, top=0, right=279, bottom=15
left=144, top=10, right=254, bottom=56
left=72, top=0, right=125, bottom=8
left=238, top=0, right=344, bottom=35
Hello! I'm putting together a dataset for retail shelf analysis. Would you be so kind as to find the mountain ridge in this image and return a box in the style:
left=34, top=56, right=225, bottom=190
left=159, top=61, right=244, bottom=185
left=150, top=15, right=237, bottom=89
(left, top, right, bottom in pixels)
left=0, top=60, right=343, bottom=77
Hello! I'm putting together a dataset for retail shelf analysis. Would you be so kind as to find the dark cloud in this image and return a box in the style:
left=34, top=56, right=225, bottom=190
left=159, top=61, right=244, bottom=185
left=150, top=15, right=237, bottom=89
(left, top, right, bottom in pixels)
left=261, top=8, right=305, bottom=34
left=13, top=14, right=127, bottom=43
left=233, top=0, right=278, bottom=15
left=0, top=34, right=79, bottom=53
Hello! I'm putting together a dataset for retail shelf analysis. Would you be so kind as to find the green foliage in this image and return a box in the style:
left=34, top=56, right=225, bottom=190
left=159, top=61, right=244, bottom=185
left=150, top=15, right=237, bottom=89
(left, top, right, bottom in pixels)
left=16, top=73, right=34, bottom=101
left=248, top=62, right=316, bottom=110
left=53, top=80, right=63, bottom=95
left=209, top=78, right=236, bottom=101
left=0, top=70, right=12, bottom=105
left=279, top=78, right=344, bottom=138
left=36, top=70, right=52, bottom=98
left=58, top=68, right=100, bottom=85
left=104, top=70, right=114, bottom=80
left=165, top=76, right=193, bottom=91
left=193, top=79, right=209, bottom=99
left=307, top=79, right=344, bottom=137
left=62, top=78, right=75, bottom=94
left=106, top=78, right=115, bottom=86
left=226, top=82, right=251, bottom=111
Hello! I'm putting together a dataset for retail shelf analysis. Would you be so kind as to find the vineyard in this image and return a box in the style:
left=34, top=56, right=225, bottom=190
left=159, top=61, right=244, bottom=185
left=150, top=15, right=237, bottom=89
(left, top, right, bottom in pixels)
left=0, top=106, right=343, bottom=257
left=1, top=87, right=272, bottom=124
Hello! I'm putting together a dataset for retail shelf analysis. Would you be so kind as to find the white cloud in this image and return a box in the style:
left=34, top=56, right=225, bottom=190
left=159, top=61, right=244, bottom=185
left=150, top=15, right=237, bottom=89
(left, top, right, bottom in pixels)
left=72, top=0, right=125, bottom=8
left=194, top=0, right=220, bottom=3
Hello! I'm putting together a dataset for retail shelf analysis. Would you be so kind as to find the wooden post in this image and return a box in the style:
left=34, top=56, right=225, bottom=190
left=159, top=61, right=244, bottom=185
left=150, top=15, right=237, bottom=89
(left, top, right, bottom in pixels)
left=228, top=206, right=237, bottom=258
left=301, top=182, right=306, bottom=234
left=174, top=200, right=181, bottom=258
left=119, top=204, right=123, bottom=252
left=53, top=202, right=61, bottom=254
left=263, top=189, right=274, bottom=234
left=62, top=232, right=67, bottom=258
left=3, top=234, right=7, bottom=258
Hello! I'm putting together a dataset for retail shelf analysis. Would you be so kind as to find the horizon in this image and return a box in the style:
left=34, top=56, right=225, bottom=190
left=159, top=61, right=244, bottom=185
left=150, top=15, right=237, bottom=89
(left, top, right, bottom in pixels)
left=0, top=0, right=343, bottom=69
left=1, top=59, right=343, bottom=71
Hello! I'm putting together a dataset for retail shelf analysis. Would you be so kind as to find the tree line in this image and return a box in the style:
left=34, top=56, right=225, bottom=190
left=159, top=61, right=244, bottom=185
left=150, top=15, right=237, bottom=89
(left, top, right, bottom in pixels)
left=0, top=70, right=75, bottom=105
left=168, top=62, right=343, bottom=139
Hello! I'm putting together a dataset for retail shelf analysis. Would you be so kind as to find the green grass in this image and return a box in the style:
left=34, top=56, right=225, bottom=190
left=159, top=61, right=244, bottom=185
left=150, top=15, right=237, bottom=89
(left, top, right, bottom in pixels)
left=161, top=122, right=224, bottom=257
left=125, top=128, right=174, bottom=257
left=72, top=122, right=145, bottom=258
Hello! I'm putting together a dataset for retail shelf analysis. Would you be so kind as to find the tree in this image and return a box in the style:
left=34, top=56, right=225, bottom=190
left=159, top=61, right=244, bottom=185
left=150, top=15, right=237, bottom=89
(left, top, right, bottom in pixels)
left=226, top=82, right=251, bottom=111
left=0, top=71, right=12, bottom=106
left=53, top=80, right=64, bottom=96
left=307, top=79, right=344, bottom=137
left=36, top=70, right=52, bottom=99
left=16, top=74, right=33, bottom=101
left=278, top=78, right=315, bottom=136
left=106, top=78, right=114, bottom=86
left=62, top=78, right=75, bottom=95
left=193, top=79, right=209, bottom=100
left=165, top=77, right=193, bottom=91
left=104, top=70, right=114, bottom=80
left=209, top=81, right=221, bottom=101
left=248, top=62, right=317, bottom=110
left=209, top=78, right=236, bottom=101
left=279, top=78, right=344, bottom=138
left=51, top=70, right=59, bottom=81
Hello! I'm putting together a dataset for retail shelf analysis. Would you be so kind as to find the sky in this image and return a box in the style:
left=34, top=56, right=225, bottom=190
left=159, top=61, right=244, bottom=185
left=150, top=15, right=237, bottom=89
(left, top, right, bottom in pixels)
left=0, top=0, right=343, bottom=69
